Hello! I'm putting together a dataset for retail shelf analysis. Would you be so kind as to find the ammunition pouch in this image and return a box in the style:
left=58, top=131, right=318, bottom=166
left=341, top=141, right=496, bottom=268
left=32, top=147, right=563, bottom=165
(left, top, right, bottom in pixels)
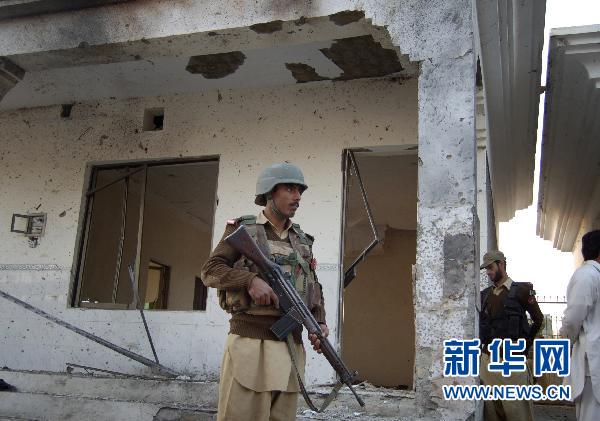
left=218, top=216, right=318, bottom=316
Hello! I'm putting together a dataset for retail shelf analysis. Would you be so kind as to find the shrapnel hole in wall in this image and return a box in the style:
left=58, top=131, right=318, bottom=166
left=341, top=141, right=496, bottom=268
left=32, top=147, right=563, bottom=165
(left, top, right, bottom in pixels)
left=143, top=107, right=164, bottom=131
left=61, top=104, right=73, bottom=118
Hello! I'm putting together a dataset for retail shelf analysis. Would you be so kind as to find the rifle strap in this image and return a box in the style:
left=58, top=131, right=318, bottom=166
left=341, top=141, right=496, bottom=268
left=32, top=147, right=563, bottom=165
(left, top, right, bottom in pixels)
left=286, top=334, right=319, bottom=412
left=285, top=333, right=340, bottom=413
left=255, top=224, right=271, bottom=257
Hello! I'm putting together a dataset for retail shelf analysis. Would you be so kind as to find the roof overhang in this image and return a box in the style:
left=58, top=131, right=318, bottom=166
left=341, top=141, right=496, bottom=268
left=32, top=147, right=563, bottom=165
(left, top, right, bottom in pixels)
left=537, top=25, right=600, bottom=251
left=475, top=0, right=546, bottom=222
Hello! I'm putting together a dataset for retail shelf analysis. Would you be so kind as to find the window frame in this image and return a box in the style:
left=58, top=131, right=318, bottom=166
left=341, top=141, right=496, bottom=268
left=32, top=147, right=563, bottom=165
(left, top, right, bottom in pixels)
left=70, top=156, right=219, bottom=310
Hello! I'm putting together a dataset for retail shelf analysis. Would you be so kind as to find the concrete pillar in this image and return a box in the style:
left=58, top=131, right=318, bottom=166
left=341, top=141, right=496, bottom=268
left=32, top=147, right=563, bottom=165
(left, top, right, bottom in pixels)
left=476, top=84, right=496, bottom=290
left=414, top=50, right=479, bottom=419
left=0, top=57, right=24, bottom=101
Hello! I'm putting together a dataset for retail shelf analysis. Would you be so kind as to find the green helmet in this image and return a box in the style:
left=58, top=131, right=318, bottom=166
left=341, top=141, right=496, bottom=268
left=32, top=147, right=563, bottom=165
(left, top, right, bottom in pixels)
left=255, top=162, right=307, bottom=206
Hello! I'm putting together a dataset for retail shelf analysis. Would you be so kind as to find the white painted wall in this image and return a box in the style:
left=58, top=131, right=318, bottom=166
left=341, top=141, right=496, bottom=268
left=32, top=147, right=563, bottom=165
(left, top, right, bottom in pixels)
left=0, top=77, right=418, bottom=384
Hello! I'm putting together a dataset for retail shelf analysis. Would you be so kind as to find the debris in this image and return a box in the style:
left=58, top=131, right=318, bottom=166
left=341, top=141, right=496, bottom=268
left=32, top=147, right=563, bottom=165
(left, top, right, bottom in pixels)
left=59, top=211, right=66, bottom=217
left=301, top=410, right=317, bottom=416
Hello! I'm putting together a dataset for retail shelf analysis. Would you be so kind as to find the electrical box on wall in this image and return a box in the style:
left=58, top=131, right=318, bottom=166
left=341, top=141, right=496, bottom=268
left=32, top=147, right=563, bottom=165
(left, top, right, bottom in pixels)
left=10, top=213, right=47, bottom=247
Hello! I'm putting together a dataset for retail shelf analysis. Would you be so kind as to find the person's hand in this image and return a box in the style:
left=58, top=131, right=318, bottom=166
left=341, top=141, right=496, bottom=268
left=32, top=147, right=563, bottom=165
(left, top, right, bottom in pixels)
left=309, top=324, right=329, bottom=354
left=247, top=276, right=279, bottom=308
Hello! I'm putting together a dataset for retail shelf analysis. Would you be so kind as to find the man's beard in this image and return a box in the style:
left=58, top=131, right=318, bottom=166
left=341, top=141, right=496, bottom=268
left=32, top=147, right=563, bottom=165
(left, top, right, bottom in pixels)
left=492, top=271, right=503, bottom=284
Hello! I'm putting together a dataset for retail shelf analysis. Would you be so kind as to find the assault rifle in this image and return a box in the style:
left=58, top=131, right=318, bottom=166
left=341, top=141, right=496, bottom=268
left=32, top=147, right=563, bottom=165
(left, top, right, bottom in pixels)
left=225, top=225, right=365, bottom=411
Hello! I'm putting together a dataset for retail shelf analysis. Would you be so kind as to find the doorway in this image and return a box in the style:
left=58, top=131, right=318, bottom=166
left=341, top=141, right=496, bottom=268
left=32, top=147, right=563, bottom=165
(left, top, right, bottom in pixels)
left=340, top=147, right=417, bottom=388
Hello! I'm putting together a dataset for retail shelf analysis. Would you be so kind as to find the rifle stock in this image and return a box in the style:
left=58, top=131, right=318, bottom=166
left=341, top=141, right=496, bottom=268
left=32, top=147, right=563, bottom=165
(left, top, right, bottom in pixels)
left=225, top=225, right=364, bottom=408
left=224, top=225, right=273, bottom=272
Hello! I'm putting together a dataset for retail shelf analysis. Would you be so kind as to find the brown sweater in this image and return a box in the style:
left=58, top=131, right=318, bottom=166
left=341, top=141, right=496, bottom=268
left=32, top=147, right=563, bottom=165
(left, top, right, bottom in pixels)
left=201, top=221, right=326, bottom=344
left=482, top=281, right=544, bottom=352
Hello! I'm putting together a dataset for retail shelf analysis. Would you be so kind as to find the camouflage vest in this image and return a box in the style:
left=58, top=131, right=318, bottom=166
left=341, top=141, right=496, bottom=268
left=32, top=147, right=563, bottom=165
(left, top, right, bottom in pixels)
left=219, top=215, right=320, bottom=316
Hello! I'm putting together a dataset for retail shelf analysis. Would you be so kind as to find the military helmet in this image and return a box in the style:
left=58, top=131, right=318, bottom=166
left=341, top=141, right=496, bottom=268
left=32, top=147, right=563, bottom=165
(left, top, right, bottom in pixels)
left=255, top=162, right=307, bottom=206
left=480, top=250, right=506, bottom=269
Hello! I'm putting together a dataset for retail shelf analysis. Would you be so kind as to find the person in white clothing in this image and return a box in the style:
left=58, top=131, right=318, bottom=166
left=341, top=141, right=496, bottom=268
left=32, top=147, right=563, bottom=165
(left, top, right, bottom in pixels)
left=559, top=230, right=600, bottom=421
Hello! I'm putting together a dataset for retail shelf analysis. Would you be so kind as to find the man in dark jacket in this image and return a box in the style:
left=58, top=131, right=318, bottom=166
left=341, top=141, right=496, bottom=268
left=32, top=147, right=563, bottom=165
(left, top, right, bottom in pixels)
left=479, top=250, right=544, bottom=421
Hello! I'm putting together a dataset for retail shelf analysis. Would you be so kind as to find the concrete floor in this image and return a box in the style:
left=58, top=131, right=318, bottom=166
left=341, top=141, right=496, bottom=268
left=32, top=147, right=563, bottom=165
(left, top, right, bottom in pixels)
left=298, top=384, right=417, bottom=420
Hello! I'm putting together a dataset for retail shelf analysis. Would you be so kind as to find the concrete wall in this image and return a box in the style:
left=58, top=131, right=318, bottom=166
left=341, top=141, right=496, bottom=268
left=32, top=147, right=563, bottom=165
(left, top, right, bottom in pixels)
left=0, top=77, right=418, bottom=384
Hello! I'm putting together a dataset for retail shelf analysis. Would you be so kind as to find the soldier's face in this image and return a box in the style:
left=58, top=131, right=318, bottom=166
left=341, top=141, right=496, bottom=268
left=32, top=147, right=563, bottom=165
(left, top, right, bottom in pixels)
left=272, top=183, right=303, bottom=218
left=486, top=261, right=504, bottom=284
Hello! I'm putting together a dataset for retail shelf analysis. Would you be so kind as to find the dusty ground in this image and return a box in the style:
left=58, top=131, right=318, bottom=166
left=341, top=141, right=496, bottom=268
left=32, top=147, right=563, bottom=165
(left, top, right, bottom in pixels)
left=297, top=383, right=417, bottom=420
left=533, top=404, right=576, bottom=421
left=296, top=383, right=576, bottom=421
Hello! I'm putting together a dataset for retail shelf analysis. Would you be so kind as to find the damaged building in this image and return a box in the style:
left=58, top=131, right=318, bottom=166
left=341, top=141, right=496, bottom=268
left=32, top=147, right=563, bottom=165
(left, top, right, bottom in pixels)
left=0, top=1, right=548, bottom=420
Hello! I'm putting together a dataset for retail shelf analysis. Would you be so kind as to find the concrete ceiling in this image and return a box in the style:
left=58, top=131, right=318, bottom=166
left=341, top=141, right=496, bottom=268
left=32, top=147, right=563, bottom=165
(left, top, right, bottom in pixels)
left=475, top=0, right=546, bottom=222
left=0, top=13, right=418, bottom=111
left=537, top=25, right=600, bottom=252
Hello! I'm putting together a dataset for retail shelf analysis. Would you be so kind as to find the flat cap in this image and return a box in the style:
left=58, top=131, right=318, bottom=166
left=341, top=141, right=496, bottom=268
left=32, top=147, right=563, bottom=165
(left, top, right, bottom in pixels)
left=480, top=250, right=506, bottom=269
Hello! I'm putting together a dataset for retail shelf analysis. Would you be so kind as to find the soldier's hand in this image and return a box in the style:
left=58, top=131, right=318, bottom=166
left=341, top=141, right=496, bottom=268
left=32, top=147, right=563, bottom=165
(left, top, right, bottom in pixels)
left=319, top=324, right=329, bottom=338
left=309, top=324, right=329, bottom=354
left=247, top=276, right=279, bottom=308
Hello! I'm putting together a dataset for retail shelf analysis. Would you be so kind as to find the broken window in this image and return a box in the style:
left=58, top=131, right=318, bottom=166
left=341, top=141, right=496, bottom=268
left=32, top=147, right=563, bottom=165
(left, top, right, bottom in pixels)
left=340, top=147, right=417, bottom=389
left=74, top=158, right=219, bottom=311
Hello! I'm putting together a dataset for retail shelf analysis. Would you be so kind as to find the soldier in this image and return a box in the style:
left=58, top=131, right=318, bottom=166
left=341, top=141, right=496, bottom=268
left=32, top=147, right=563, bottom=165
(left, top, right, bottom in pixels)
left=478, top=250, right=544, bottom=421
left=201, top=162, right=328, bottom=421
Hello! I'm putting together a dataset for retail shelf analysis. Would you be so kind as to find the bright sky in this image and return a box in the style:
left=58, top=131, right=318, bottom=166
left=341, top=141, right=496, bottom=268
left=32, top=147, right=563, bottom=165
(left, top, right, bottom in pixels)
left=498, top=0, right=600, bottom=327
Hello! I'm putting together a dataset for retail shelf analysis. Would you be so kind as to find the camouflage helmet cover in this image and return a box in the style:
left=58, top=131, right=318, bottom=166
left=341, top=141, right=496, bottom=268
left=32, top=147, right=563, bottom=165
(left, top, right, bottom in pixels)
left=255, top=162, right=307, bottom=206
